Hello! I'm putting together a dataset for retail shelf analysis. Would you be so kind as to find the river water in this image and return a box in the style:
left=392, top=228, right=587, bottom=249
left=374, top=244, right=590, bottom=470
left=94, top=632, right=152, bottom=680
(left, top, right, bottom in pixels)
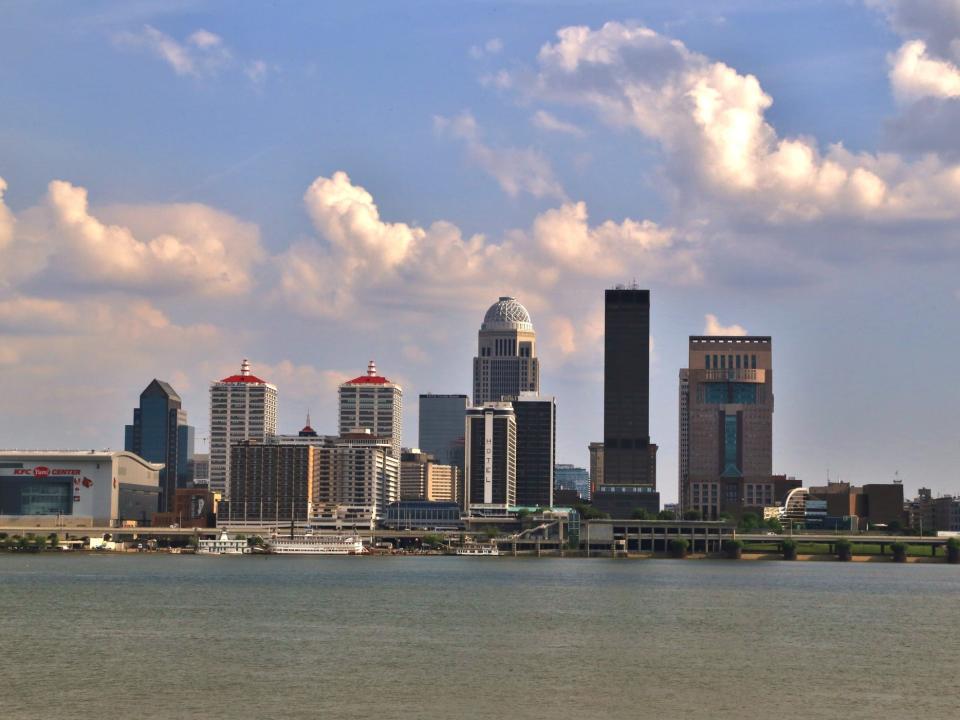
left=2, top=555, right=957, bottom=720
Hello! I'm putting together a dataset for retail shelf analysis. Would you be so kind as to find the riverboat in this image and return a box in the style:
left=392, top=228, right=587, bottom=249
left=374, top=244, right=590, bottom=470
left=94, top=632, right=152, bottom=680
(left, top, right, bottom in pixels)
left=456, top=543, right=500, bottom=557
left=197, top=531, right=251, bottom=555
left=267, top=533, right=365, bottom=555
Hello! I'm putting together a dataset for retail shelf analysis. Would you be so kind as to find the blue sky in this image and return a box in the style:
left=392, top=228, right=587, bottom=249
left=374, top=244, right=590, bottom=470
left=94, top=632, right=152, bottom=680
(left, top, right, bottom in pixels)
left=1, top=0, right=959, bottom=501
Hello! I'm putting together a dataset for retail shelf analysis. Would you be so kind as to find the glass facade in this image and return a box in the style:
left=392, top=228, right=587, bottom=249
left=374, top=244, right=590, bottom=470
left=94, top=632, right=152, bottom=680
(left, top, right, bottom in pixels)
left=418, top=394, right=468, bottom=472
left=723, top=413, right=740, bottom=477
left=125, top=379, right=194, bottom=513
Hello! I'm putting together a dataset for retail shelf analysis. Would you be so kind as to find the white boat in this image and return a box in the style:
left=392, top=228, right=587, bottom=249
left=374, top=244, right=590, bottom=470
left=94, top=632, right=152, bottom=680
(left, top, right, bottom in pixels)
left=456, top=543, right=500, bottom=557
left=198, top=531, right=251, bottom=555
left=267, top=533, right=365, bottom=555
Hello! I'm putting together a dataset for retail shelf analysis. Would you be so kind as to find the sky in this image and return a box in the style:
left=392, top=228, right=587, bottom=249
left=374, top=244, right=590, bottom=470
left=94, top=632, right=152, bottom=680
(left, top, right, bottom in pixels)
left=1, top=0, right=959, bottom=503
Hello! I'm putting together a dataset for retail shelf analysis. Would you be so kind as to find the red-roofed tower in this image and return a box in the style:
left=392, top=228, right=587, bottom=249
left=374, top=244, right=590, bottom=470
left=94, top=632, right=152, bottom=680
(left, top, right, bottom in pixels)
left=209, top=359, right=278, bottom=498
left=338, top=360, right=402, bottom=459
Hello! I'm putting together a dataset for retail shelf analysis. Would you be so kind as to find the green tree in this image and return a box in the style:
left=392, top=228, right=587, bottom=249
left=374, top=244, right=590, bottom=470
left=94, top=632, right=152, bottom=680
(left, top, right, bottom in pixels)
left=781, top=538, right=797, bottom=560
left=421, top=533, right=445, bottom=548
left=515, top=508, right=531, bottom=520
left=764, top=517, right=783, bottom=534
left=668, top=539, right=689, bottom=558
left=723, top=539, right=744, bottom=559
left=683, top=509, right=702, bottom=521
left=17, top=535, right=29, bottom=551
left=47, top=533, right=59, bottom=549
left=718, top=513, right=733, bottom=522
left=482, top=525, right=500, bottom=540
left=890, top=542, right=908, bottom=563
left=631, top=508, right=651, bottom=520
left=32, top=535, right=47, bottom=552
left=738, top=513, right=760, bottom=531
left=187, top=535, right=199, bottom=549
left=572, top=503, right=609, bottom=520
left=657, top=510, right=676, bottom=521
left=835, top=539, right=852, bottom=561
left=946, top=537, right=960, bottom=564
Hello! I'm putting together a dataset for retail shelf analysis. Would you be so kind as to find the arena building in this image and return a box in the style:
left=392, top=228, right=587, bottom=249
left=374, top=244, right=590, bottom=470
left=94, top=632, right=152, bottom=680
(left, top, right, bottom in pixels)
left=0, top=450, right=162, bottom=527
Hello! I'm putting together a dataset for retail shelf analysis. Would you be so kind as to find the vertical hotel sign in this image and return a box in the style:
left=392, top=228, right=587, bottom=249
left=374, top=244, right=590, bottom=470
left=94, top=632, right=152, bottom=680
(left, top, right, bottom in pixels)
left=483, top=410, right=494, bottom=504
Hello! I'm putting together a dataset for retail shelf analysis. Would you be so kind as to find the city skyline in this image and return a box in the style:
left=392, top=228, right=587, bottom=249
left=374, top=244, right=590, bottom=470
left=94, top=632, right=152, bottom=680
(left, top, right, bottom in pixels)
left=2, top=2, right=960, bottom=503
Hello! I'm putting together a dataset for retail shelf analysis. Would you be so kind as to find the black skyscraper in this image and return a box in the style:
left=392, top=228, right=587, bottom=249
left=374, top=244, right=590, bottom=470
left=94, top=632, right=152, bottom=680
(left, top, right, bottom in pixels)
left=595, top=287, right=660, bottom=518
left=513, top=394, right=556, bottom=508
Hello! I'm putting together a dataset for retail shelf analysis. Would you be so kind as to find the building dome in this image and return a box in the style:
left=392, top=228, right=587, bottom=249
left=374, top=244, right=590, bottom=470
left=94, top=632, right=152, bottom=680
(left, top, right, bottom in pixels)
left=481, top=296, right=533, bottom=332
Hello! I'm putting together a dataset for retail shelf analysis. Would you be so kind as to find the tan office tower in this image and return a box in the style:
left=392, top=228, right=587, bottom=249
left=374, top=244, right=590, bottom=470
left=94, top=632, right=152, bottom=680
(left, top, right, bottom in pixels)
left=338, top=360, right=402, bottom=460
left=679, top=337, right=774, bottom=519
left=588, top=442, right=604, bottom=494
left=209, top=359, right=278, bottom=500
left=400, top=449, right=459, bottom=502
left=472, top=297, right=539, bottom=405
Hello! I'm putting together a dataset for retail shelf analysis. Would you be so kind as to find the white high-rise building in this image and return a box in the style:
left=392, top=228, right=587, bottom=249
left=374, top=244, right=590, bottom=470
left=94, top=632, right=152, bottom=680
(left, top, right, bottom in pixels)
left=472, top=297, right=539, bottom=406
left=338, top=360, right=402, bottom=459
left=311, top=431, right=400, bottom=527
left=209, top=359, right=278, bottom=498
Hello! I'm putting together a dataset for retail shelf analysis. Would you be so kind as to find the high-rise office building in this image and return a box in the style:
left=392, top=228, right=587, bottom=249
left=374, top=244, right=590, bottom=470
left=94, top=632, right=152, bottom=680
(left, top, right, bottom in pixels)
left=464, top=403, right=517, bottom=513
left=679, top=336, right=774, bottom=519
left=209, top=360, right=278, bottom=499
left=513, top=392, right=556, bottom=508
left=400, top=449, right=459, bottom=503
left=339, top=361, right=402, bottom=460
left=472, top=297, right=539, bottom=405
left=218, top=440, right=316, bottom=527
left=125, top=379, right=194, bottom=513
left=593, top=287, right=659, bottom=517
left=418, top=394, right=469, bottom=472
left=588, top=442, right=604, bottom=493
left=602, top=287, right=656, bottom=488
left=555, top=464, right=590, bottom=501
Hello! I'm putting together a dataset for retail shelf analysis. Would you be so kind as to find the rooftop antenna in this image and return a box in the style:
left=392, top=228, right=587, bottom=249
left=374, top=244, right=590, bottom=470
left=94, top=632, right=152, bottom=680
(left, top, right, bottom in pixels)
left=893, top=470, right=902, bottom=484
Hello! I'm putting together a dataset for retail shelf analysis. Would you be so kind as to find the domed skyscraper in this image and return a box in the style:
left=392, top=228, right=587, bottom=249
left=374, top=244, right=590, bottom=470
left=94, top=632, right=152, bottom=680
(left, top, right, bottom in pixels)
left=472, top=296, right=540, bottom=405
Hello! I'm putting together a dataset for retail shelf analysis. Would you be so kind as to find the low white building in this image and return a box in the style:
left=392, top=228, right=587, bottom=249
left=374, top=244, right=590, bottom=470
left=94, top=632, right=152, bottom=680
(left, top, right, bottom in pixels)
left=0, top=450, right=162, bottom=527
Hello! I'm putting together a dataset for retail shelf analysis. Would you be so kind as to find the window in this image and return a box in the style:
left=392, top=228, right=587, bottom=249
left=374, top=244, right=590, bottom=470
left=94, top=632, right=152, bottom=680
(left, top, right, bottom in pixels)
left=705, top=355, right=711, bottom=369
left=751, top=355, right=757, bottom=369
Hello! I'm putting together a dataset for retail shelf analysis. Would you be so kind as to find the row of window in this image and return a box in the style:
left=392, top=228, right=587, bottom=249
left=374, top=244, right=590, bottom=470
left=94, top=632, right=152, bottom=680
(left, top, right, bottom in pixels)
left=705, top=354, right=758, bottom=370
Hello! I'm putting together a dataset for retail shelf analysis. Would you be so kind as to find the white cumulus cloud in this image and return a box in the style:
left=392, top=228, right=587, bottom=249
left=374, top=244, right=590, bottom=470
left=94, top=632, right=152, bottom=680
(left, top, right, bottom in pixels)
left=508, top=21, right=960, bottom=223
left=0, top=178, right=265, bottom=297
left=531, top=110, right=586, bottom=136
left=435, top=112, right=567, bottom=200
left=889, top=39, right=960, bottom=101
left=116, top=25, right=231, bottom=77
left=703, top=313, right=747, bottom=336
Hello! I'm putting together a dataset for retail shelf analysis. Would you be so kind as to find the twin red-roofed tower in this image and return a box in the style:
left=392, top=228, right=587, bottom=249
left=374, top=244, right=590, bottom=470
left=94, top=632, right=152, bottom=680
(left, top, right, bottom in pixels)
left=338, top=360, right=402, bottom=460
left=209, top=359, right=278, bottom=499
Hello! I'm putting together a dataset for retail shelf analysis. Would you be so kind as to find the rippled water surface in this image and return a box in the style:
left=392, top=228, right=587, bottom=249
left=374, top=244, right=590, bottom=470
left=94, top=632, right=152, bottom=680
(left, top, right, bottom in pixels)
left=2, top=555, right=958, bottom=720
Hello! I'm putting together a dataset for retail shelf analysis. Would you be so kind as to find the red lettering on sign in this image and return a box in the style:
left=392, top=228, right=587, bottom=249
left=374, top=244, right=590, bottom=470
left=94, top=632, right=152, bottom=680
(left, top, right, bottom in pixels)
left=33, top=466, right=49, bottom=477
